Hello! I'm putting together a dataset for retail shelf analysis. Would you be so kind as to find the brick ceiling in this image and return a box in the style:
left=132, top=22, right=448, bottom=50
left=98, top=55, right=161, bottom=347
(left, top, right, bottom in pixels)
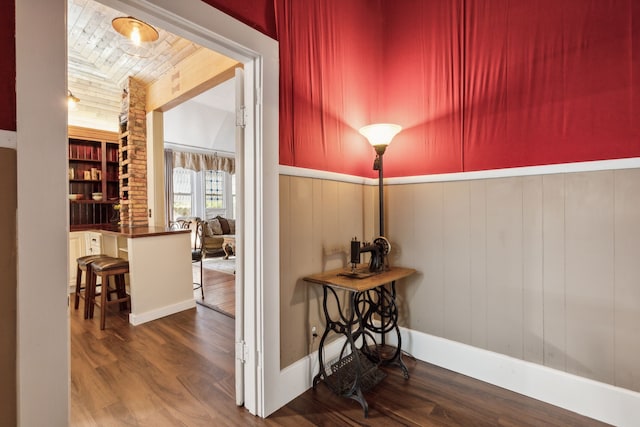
left=68, top=0, right=218, bottom=131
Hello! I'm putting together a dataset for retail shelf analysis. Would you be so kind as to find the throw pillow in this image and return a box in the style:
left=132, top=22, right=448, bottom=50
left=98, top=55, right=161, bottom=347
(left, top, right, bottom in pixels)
left=207, top=218, right=223, bottom=235
left=227, top=219, right=235, bottom=234
left=203, top=222, right=213, bottom=237
left=216, top=215, right=231, bottom=234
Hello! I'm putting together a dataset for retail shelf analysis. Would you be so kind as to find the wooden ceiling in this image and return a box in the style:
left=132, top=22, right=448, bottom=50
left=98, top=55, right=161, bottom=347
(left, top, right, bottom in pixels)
left=67, top=0, right=236, bottom=131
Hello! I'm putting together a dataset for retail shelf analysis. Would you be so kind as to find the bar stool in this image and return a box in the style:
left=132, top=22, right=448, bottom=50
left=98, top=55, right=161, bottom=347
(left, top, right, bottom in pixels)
left=74, top=254, right=111, bottom=319
left=88, top=257, right=131, bottom=330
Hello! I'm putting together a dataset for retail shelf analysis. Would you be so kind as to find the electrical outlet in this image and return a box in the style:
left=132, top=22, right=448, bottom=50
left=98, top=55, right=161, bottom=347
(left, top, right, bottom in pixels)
left=311, top=326, right=318, bottom=338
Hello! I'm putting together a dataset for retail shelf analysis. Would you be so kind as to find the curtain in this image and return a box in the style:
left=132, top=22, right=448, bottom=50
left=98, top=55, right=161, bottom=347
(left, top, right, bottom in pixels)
left=275, top=0, right=640, bottom=177
left=462, top=0, right=640, bottom=171
left=172, top=150, right=235, bottom=174
left=382, top=0, right=463, bottom=176
left=275, top=0, right=383, bottom=178
left=164, top=149, right=174, bottom=223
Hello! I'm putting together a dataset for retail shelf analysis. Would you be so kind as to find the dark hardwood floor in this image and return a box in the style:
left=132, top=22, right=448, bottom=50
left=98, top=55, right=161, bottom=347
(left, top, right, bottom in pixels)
left=70, top=303, right=608, bottom=426
left=195, top=267, right=236, bottom=318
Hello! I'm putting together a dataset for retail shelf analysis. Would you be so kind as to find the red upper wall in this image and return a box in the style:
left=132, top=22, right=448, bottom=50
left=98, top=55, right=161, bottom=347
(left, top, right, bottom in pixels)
left=382, top=0, right=464, bottom=177
left=4, top=1, right=639, bottom=177
left=276, top=0, right=384, bottom=177
left=460, top=0, right=640, bottom=172
left=200, top=0, right=277, bottom=40
left=0, top=1, right=16, bottom=131
left=280, top=0, right=640, bottom=177
left=385, top=0, right=640, bottom=175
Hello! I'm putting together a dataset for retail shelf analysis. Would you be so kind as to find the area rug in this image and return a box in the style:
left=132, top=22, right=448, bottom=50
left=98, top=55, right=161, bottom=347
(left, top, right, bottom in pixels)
left=202, top=256, right=236, bottom=274
left=194, top=264, right=235, bottom=318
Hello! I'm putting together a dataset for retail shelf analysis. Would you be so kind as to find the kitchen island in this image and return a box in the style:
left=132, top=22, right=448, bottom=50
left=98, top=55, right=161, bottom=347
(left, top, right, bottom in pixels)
left=100, top=226, right=195, bottom=325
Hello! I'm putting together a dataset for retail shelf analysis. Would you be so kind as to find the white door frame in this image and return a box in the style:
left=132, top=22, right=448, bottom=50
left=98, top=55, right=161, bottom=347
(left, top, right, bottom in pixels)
left=17, top=0, right=280, bottom=423
left=96, top=0, right=280, bottom=416
left=234, top=66, right=246, bottom=406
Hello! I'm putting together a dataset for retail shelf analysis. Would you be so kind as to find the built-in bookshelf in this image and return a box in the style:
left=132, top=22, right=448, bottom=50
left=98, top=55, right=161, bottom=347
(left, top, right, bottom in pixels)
left=68, top=126, right=120, bottom=230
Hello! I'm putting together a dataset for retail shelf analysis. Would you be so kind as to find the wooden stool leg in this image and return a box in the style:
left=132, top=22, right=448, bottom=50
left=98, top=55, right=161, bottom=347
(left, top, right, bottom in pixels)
left=88, top=269, right=97, bottom=319
left=74, top=264, right=83, bottom=310
left=116, top=274, right=128, bottom=311
left=100, top=273, right=109, bottom=330
left=83, top=265, right=92, bottom=319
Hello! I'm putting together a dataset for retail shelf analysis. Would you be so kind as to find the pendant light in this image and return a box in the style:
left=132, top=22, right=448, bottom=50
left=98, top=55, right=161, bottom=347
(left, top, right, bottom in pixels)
left=67, top=90, right=80, bottom=109
left=112, top=16, right=159, bottom=46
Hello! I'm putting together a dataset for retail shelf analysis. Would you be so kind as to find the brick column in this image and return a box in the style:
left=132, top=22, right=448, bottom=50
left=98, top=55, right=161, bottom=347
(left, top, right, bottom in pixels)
left=119, top=77, right=148, bottom=227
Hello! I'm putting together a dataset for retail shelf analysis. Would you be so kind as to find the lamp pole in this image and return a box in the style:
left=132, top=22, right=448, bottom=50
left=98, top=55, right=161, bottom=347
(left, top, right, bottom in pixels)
left=373, top=145, right=386, bottom=237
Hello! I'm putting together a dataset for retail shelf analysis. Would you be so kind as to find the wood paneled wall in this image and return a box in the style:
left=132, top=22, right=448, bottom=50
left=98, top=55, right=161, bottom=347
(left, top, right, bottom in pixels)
left=280, top=168, right=640, bottom=392
left=279, top=175, right=375, bottom=368
left=387, top=169, right=640, bottom=392
left=0, top=148, right=17, bottom=425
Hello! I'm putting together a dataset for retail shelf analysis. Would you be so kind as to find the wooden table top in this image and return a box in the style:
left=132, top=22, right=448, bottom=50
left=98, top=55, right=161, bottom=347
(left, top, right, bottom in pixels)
left=303, top=266, right=416, bottom=292
left=100, top=226, right=190, bottom=238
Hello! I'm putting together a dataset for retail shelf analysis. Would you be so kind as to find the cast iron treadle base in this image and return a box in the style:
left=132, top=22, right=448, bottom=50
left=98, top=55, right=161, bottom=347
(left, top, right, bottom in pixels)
left=325, top=350, right=386, bottom=396
left=365, top=343, right=410, bottom=379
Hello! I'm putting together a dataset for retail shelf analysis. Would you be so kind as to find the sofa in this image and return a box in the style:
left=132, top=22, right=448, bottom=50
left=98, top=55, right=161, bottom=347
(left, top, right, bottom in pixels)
left=202, top=215, right=235, bottom=258
left=174, top=215, right=235, bottom=258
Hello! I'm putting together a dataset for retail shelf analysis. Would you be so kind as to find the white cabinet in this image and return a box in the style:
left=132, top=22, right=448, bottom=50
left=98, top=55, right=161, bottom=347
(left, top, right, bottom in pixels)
left=85, top=232, right=102, bottom=255
left=68, top=232, right=86, bottom=288
left=68, top=231, right=103, bottom=290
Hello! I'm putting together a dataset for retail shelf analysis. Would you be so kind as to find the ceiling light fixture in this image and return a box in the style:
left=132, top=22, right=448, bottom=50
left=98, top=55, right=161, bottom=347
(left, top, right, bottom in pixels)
left=67, top=90, right=80, bottom=109
left=112, top=16, right=159, bottom=46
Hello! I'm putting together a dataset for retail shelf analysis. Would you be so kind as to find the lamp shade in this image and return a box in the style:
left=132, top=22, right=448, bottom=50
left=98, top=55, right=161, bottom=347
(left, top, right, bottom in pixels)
left=359, top=123, right=402, bottom=147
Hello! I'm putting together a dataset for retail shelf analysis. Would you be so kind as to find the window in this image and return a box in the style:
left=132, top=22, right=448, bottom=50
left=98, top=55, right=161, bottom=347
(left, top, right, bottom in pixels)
left=172, top=168, right=234, bottom=220
left=204, top=170, right=224, bottom=209
left=172, top=168, right=193, bottom=218
left=231, top=174, right=236, bottom=217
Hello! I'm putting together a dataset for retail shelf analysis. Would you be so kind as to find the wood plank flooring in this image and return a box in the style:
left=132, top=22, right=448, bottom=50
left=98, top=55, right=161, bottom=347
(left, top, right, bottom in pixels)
left=194, top=267, right=236, bottom=318
left=70, top=304, right=609, bottom=426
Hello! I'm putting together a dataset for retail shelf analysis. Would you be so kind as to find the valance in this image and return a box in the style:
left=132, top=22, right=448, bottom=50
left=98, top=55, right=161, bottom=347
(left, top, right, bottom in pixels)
left=172, top=150, right=235, bottom=174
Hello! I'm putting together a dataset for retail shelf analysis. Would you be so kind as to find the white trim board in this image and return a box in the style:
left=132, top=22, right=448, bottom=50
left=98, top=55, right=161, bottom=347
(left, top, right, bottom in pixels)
left=269, top=334, right=349, bottom=412
left=279, top=165, right=374, bottom=185
left=392, top=329, right=640, bottom=427
left=282, top=328, right=639, bottom=426
left=0, top=129, right=17, bottom=149
left=280, top=157, right=640, bottom=185
left=129, top=298, right=196, bottom=325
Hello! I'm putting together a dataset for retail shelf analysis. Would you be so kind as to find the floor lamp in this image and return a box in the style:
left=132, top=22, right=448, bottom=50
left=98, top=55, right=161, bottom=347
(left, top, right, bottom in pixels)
left=359, top=123, right=402, bottom=359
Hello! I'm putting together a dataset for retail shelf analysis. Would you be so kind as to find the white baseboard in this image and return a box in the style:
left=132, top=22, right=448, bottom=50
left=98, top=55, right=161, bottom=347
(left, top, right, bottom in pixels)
left=67, top=287, right=196, bottom=326
left=279, top=328, right=640, bottom=427
left=392, top=328, right=640, bottom=427
left=269, top=337, right=347, bottom=414
left=0, top=129, right=16, bottom=149
left=129, top=298, right=196, bottom=325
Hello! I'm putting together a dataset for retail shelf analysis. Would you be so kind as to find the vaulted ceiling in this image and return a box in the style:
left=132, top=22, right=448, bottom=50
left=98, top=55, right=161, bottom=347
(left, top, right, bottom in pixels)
left=67, top=0, right=234, bottom=133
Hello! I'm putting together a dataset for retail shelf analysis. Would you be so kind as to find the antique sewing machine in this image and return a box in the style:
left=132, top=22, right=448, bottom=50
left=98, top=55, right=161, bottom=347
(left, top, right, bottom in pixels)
left=340, top=236, right=391, bottom=279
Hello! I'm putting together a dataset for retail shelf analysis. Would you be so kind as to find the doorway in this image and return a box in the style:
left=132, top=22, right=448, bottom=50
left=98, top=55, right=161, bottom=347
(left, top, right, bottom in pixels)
left=68, top=0, right=249, bottom=409
left=15, top=0, right=280, bottom=423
